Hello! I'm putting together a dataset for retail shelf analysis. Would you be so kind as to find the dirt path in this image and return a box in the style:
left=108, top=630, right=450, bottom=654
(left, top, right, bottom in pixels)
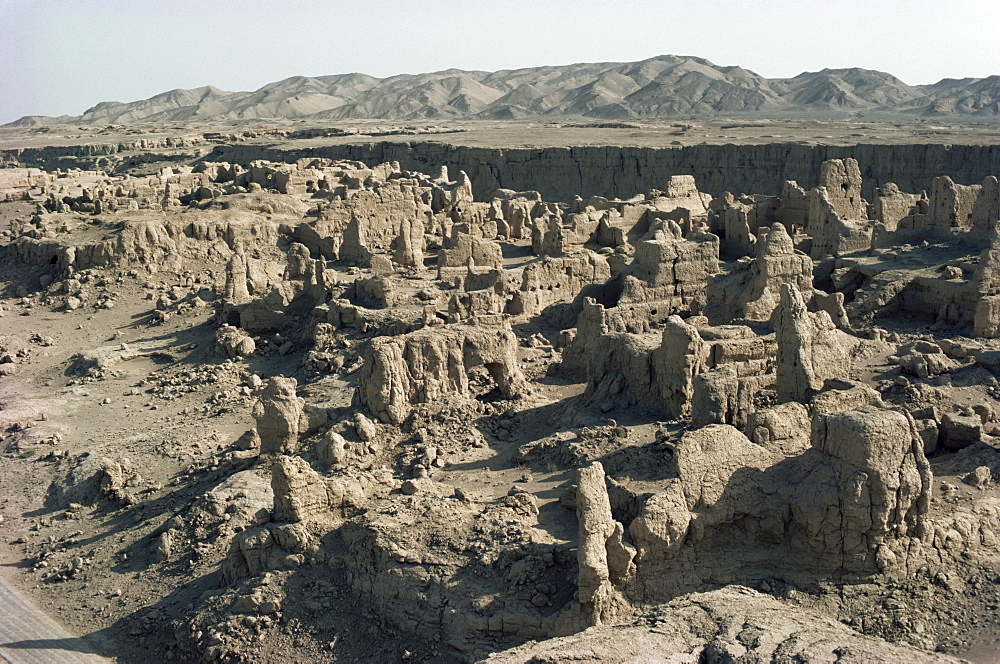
left=0, top=578, right=111, bottom=664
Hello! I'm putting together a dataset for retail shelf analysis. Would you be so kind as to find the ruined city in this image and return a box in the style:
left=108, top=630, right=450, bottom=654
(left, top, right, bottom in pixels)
left=1, top=42, right=1000, bottom=664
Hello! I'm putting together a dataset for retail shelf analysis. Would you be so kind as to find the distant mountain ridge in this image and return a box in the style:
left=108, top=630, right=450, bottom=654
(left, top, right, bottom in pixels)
left=8, top=55, right=999, bottom=126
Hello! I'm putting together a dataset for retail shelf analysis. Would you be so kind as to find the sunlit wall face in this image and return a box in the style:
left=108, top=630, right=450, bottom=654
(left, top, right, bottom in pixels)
left=1, top=0, right=997, bottom=124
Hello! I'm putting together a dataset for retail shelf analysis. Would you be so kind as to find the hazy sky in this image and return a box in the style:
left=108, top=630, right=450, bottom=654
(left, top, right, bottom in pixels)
left=1, top=0, right=997, bottom=124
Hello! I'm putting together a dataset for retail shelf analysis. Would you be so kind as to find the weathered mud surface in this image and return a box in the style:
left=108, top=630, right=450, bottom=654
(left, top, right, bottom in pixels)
left=1, top=136, right=999, bottom=663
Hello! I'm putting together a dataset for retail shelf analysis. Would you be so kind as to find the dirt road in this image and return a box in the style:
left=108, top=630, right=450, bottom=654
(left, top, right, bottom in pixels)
left=0, top=578, right=111, bottom=664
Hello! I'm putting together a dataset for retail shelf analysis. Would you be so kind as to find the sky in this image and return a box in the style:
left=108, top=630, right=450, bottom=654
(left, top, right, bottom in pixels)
left=1, top=0, right=997, bottom=124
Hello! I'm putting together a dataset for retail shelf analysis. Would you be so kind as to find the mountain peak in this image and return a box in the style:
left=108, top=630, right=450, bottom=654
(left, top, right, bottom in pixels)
left=7, top=56, right=997, bottom=127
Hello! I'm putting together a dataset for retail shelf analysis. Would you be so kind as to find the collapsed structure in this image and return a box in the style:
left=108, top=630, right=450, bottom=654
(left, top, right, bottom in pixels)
left=2, top=150, right=1000, bottom=663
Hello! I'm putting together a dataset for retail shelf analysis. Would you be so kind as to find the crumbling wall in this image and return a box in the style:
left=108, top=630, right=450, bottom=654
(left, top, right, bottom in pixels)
left=628, top=403, right=931, bottom=600
left=819, top=158, right=866, bottom=221
left=357, top=317, right=527, bottom=424
left=438, top=233, right=504, bottom=270
left=808, top=188, right=873, bottom=259
left=929, top=176, right=981, bottom=232
left=508, top=253, right=611, bottom=317
left=620, top=222, right=719, bottom=313
left=874, top=182, right=922, bottom=230
left=775, top=283, right=859, bottom=403
left=711, top=222, right=813, bottom=322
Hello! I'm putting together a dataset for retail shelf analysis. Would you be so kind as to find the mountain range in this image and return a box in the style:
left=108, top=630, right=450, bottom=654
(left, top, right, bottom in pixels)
left=7, top=55, right=999, bottom=127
